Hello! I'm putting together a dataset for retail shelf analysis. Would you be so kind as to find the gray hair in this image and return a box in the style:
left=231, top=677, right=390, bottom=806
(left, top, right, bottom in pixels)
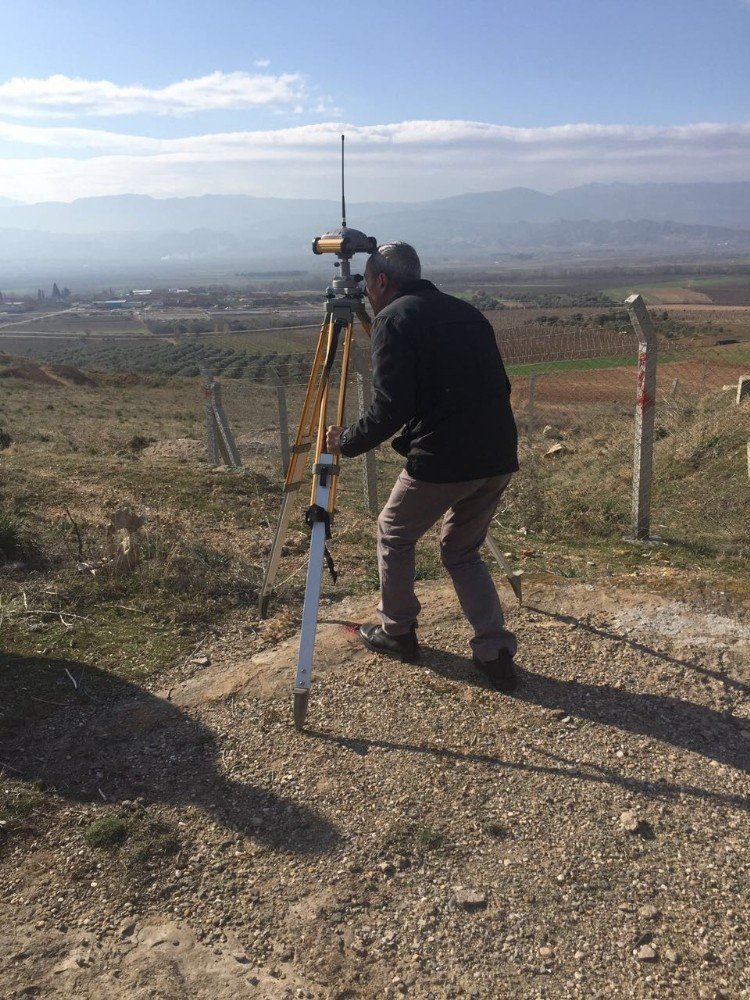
left=368, top=241, right=421, bottom=287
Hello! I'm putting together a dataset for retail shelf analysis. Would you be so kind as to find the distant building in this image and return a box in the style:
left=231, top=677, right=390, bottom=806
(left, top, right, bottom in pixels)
left=131, top=289, right=153, bottom=297
left=92, top=300, right=128, bottom=310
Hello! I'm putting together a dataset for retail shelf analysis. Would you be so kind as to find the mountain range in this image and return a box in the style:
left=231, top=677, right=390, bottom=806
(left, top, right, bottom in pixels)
left=1, top=182, right=749, bottom=285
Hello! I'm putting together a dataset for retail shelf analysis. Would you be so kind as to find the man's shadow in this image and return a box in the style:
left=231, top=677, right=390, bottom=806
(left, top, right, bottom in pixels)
left=0, top=652, right=339, bottom=853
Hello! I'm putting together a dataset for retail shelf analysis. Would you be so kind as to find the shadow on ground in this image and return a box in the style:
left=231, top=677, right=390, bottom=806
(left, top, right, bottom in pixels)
left=305, top=637, right=749, bottom=812
left=0, top=652, right=339, bottom=853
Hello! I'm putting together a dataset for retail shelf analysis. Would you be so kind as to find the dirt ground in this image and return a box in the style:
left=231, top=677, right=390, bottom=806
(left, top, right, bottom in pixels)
left=1, top=571, right=748, bottom=1000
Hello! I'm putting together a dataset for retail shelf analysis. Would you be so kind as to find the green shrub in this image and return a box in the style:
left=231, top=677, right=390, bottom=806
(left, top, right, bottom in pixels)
left=84, top=816, right=130, bottom=850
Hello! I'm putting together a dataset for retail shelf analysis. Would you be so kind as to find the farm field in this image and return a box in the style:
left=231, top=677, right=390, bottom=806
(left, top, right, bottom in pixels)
left=1, top=269, right=749, bottom=999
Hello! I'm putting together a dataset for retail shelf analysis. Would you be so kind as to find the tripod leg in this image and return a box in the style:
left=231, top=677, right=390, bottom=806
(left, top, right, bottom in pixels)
left=293, top=452, right=336, bottom=730
left=285, top=319, right=331, bottom=489
left=355, top=305, right=372, bottom=339
left=259, top=318, right=331, bottom=616
left=328, top=320, right=354, bottom=514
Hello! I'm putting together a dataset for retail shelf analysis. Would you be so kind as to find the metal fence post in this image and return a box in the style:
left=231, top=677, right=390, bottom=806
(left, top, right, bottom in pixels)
left=625, top=294, right=657, bottom=540
left=351, top=343, right=379, bottom=516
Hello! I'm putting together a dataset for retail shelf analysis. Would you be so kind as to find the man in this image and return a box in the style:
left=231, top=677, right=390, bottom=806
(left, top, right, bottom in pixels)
left=326, top=242, right=519, bottom=691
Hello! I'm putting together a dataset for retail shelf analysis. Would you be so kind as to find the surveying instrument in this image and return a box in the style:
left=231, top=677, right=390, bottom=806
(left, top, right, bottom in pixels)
left=258, top=136, right=375, bottom=731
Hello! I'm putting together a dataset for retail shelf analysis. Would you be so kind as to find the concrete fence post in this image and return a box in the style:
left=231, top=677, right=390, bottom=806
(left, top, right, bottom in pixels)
left=271, top=368, right=291, bottom=475
left=211, top=381, right=243, bottom=469
left=199, top=366, right=242, bottom=469
left=351, top=342, right=379, bottom=516
left=527, top=374, right=537, bottom=446
left=625, top=294, right=658, bottom=540
left=200, top=367, right=220, bottom=465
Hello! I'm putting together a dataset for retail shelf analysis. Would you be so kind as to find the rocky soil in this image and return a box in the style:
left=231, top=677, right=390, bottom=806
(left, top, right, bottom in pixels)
left=1, top=574, right=749, bottom=999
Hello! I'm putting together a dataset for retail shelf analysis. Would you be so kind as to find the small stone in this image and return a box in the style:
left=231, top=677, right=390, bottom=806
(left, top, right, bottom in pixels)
left=539, top=946, right=555, bottom=961
left=639, top=904, right=660, bottom=920
left=635, top=944, right=657, bottom=962
left=663, top=947, right=679, bottom=964
left=574, top=950, right=586, bottom=961
left=619, top=810, right=641, bottom=833
left=454, top=889, right=487, bottom=910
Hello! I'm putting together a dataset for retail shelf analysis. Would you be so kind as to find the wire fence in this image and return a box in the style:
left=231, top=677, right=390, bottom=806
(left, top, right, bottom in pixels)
left=204, top=304, right=750, bottom=560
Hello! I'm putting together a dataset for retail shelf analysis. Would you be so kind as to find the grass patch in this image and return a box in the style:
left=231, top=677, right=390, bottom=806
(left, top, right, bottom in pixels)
left=0, top=507, right=27, bottom=561
left=506, top=355, right=636, bottom=378
left=84, top=815, right=130, bottom=850
left=126, top=817, right=180, bottom=865
left=417, top=827, right=446, bottom=850
left=0, top=786, right=44, bottom=823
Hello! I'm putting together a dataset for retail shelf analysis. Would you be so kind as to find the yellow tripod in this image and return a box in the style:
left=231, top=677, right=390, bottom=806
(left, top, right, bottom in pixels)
left=259, top=233, right=373, bottom=729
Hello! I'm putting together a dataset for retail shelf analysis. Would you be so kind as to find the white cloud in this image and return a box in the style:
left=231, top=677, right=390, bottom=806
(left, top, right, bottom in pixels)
left=0, top=118, right=748, bottom=202
left=254, top=59, right=271, bottom=68
left=0, top=71, right=310, bottom=117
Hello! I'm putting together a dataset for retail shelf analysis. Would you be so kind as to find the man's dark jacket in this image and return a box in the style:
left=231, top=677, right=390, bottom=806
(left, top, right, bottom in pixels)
left=339, top=279, right=518, bottom=483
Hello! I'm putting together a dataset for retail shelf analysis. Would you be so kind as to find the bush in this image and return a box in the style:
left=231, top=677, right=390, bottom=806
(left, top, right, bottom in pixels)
left=0, top=428, right=11, bottom=450
left=128, top=434, right=155, bottom=452
left=84, top=816, right=130, bottom=850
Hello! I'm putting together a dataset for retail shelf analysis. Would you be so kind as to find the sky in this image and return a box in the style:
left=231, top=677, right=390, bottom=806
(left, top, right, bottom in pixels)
left=0, top=0, right=748, bottom=204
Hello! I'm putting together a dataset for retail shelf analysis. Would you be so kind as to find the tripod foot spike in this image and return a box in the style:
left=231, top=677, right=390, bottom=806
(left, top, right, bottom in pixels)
left=293, top=687, right=310, bottom=731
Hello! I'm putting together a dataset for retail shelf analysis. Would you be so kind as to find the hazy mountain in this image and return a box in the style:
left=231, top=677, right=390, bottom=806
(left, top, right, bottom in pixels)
left=2, top=182, right=749, bottom=235
left=554, top=182, right=750, bottom=228
left=1, top=182, right=749, bottom=283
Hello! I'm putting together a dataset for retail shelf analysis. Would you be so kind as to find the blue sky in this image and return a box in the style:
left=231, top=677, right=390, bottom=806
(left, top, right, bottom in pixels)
left=0, top=0, right=748, bottom=202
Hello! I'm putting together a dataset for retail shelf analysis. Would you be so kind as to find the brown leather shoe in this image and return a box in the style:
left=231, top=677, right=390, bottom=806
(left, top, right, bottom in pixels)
left=358, top=622, right=420, bottom=662
left=472, top=650, right=518, bottom=692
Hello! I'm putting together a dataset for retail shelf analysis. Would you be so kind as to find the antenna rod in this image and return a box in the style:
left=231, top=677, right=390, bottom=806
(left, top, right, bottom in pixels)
left=341, top=134, right=346, bottom=228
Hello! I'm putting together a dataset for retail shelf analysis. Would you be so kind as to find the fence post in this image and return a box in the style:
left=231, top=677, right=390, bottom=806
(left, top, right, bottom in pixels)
left=527, top=374, right=537, bottom=446
left=351, top=343, right=379, bottom=516
left=201, top=367, right=220, bottom=465
left=212, top=380, right=243, bottom=468
left=625, top=295, right=657, bottom=540
left=199, top=366, right=242, bottom=469
left=271, top=368, right=291, bottom=475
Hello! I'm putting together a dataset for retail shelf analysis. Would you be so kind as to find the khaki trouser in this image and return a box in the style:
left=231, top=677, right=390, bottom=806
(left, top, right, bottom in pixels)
left=376, top=470, right=516, bottom=661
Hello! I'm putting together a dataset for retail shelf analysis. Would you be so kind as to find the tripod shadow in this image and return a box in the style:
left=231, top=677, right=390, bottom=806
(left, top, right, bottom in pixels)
left=0, top=652, right=339, bottom=853
left=303, top=632, right=749, bottom=810
left=421, top=640, right=749, bottom=776
left=307, top=722, right=749, bottom=812
left=525, top=604, right=750, bottom=697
